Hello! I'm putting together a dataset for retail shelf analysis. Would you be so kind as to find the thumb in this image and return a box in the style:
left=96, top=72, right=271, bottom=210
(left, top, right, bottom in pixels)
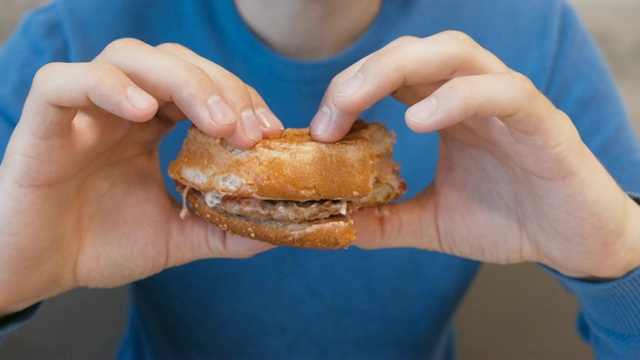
left=167, top=213, right=276, bottom=267
left=351, top=189, right=439, bottom=251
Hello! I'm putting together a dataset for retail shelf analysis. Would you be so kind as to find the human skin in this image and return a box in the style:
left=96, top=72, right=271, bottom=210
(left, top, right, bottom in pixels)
left=312, top=33, right=640, bottom=280
left=0, top=0, right=382, bottom=317
left=1, top=0, right=640, bottom=317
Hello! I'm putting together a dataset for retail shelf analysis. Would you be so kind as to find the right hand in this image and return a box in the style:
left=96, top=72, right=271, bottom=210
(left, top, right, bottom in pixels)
left=0, top=39, right=281, bottom=316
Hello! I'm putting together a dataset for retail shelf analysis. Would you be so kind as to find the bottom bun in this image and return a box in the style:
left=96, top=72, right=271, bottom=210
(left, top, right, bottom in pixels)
left=187, top=192, right=356, bottom=249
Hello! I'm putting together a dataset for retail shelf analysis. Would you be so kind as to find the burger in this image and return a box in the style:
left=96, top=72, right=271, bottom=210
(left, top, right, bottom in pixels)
left=168, top=120, right=406, bottom=249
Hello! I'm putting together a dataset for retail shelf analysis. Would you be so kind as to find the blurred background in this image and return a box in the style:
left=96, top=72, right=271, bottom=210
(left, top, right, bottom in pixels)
left=1, top=0, right=638, bottom=359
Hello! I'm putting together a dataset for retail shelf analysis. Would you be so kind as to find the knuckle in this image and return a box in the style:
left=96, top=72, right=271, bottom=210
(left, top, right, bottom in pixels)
left=389, top=35, right=419, bottom=46
left=398, top=35, right=419, bottom=42
left=440, top=31, right=478, bottom=62
left=244, top=84, right=263, bottom=104
left=101, top=37, right=145, bottom=58
left=244, top=84, right=258, bottom=96
left=156, top=42, right=186, bottom=54
left=365, top=49, right=396, bottom=73
left=449, top=76, right=474, bottom=100
left=174, top=63, right=210, bottom=93
left=180, top=65, right=249, bottom=106
left=329, top=72, right=352, bottom=90
left=436, top=31, right=480, bottom=77
left=181, top=63, right=207, bottom=82
left=506, top=70, right=537, bottom=97
left=87, top=61, right=118, bottom=77
left=86, top=62, right=122, bottom=87
left=442, top=30, right=475, bottom=48
left=180, top=68, right=211, bottom=98
left=219, top=77, right=253, bottom=104
left=33, top=62, right=62, bottom=86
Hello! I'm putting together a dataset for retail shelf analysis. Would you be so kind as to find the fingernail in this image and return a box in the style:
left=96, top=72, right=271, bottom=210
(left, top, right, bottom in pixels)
left=311, top=105, right=332, bottom=136
left=255, top=108, right=283, bottom=130
left=335, top=72, right=363, bottom=97
left=240, top=108, right=263, bottom=142
left=127, top=86, right=155, bottom=110
left=208, top=95, right=235, bottom=125
left=406, top=97, right=438, bottom=125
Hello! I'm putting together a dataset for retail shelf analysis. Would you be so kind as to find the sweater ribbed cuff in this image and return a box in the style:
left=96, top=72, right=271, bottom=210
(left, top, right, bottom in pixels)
left=0, top=302, right=41, bottom=340
left=547, top=266, right=640, bottom=335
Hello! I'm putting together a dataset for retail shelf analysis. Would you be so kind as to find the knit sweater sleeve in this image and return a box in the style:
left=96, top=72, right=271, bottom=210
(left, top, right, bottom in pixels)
left=0, top=2, right=71, bottom=340
left=547, top=264, right=640, bottom=358
left=0, top=1, right=71, bottom=157
left=541, top=3, right=640, bottom=358
left=0, top=304, right=42, bottom=343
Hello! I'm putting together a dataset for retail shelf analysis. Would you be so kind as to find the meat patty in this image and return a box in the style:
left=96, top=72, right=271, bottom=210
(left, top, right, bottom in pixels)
left=200, top=191, right=352, bottom=222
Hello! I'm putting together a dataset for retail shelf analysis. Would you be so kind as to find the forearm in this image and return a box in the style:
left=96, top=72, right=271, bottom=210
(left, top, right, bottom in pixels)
left=0, top=301, right=36, bottom=318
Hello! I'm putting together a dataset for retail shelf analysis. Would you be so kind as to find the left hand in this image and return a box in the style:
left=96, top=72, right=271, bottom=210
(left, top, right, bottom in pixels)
left=310, top=31, right=640, bottom=279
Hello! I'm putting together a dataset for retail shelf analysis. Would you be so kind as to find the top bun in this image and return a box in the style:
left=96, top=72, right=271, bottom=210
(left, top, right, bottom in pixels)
left=168, top=120, right=396, bottom=201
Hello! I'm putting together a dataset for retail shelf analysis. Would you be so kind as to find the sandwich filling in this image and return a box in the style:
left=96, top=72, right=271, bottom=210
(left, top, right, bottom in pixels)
left=178, top=176, right=403, bottom=225
left=202, top=191, right=350, bottom=222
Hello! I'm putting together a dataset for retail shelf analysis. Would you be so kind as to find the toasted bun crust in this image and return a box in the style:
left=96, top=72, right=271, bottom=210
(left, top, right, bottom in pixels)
left=188, top=192, right=355, bottom=249
left=168, top=120, right=394, bottom=200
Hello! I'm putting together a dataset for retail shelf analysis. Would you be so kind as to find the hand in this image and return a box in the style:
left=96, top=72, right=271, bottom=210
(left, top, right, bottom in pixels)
left=311, top=32, right=640, bottom=279
left=0, top=39, right=281, bottom=316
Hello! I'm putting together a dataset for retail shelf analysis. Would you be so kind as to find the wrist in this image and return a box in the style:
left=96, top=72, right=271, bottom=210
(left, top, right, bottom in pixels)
left=607, top=195, right=640, bottom=278
left=545, top=194, right=640, bottom=281
left=612, top=194, right=640, bottom=276
left=0, top=301, right=36, bottom=318
left=0, top=285, right=68, bottom=318
left=570, top=194, right=640, bottom=281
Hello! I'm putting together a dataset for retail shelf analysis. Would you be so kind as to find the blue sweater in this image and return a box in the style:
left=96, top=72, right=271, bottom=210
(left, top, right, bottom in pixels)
left=1, top=0, right=640, bottom=358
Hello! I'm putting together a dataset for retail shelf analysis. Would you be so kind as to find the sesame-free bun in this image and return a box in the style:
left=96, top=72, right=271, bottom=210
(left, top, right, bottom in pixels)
left=169, top=120, right=395, bottom=200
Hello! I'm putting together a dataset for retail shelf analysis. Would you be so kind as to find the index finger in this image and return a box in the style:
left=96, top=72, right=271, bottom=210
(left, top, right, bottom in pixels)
left=311, top=31, right=508, bottom=142
left=309, top=36, right=418, bottom=142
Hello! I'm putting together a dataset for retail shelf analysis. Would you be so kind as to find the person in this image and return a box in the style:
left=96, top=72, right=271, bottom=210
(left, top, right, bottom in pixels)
left=1, top=0, right=639, bottom=358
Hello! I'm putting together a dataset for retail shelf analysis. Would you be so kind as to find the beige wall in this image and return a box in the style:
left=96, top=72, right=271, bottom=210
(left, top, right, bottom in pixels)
left=1, top=1, right=638, bottom=359
left=0, top=0, right=47, bottom=41
left=571, top=0, right=640, bottom=136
